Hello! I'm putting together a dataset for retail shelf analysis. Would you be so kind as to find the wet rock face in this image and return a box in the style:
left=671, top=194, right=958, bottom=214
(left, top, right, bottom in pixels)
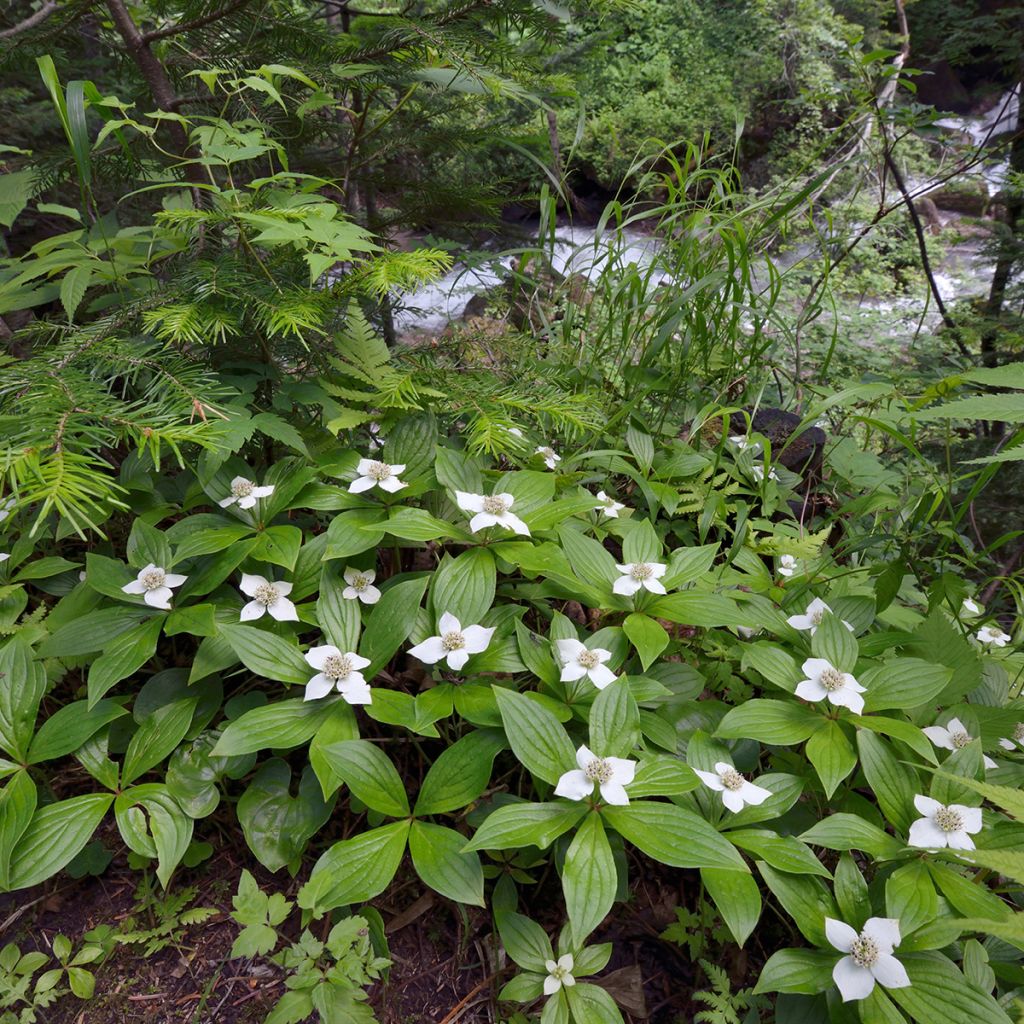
left=730, top=409, right=826, bottom=476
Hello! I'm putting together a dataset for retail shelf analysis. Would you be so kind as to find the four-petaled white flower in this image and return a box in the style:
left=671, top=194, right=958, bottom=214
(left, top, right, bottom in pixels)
left=555, top=638, right=616, bottom=689
left=218, top=475, right=274, bottom=510
left=543, top=954, right=575, bottom=996
left=535, top=445, right=561, bottom=470
left=555, top=744, right=635, bottom=805
left=455, top=491, right=530, bottom=536
left=304, top=644, right=372, bottom=704
left=238, top=574, right=299, bottom=622
left=999, top=722, right=1024, bottom=751
left=349, top=458, right=407, bottom=494
left=342, top=566, right=381, bottom=605
left=613, top=561, right=667, bottom=596
left=122, top=563, right=188, bottom=610
left=977, top=624, right=1011, bottom=647
left=594, top=491, right=626, bottom=518
left=778, top=554, right=798, bottom=578
left=796, top=657, right=866, bottom=715
left=694, top=761, right=772, bottom=813
left=408, top=612, right=495, bottom=671
left=923, top=717, right=996, bottom=769
left=908, top=794, right=982, bottom=850
left=752, top=465, right=778, bottom=483
left=826, top=917, right=910, bottom=1002
left=962, top=597, right=982, bottom=616
left=729, top=435, right=761, bottom=454
left=786, top=597, right=852, bottom=636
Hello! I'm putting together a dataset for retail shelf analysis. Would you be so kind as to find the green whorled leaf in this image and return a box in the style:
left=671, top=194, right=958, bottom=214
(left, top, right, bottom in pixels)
left=799, top=813, right=905, bottom=859
left=849, top=714, right=936, bottom=763
left=166, top=731, right=255, bottom=819
left=565, top=981, right=625, bottom=1024
left=12, top=556, right=80, bottom=581
left=38, top=606, right=147, bottom=657
left=379, top=507, right=466, bottom=542
left=857, top=730, right=916, bottom=832
left=621, top=518, right=661, bottom=563
left=85, top=552, right=136, bottom=600
left=905, top=609, right=983, bottom=704
left=171, top=524, right=255, bottom=563
left=514, top=620, right=560, bottom=687
left=316, top=567, right=362, bottom=652
left=238, top=760, right=333, bottom=873
left=740, top=642, right=802, bottom=693
left=756, top=862, right=838, bottom=946
left=323, top=508, right=387, bottom=561
left=663, top=543, right=719, bottom=588
left=495, top=910, right=554, bottom=972
left=7, top=793, right=113, bottom=891
left=213, top=698, right=338, bottom=756
left=250, top=525, right=304, bottom=571
left=588, top=678, right=639, bottom=759
left=360, top=575, right=430, bottom=675
left=300, top=820, right=411, bottom=913
left=523, top=496, right=602, bottom=533
left=628, top=755, right=699, bottom=798
left=834, top=852, right=871, bottom=926
left=126, top=518, right=172, bottom=571
left=177, top=537, right=260, bottom=603
left=430, top=548, right=495, bottom=628
left=644, top=591, right=748, bottom=628
left=189, top=634, right=237, bottom=684
left=409, top=821, right=484, bottom=907
left=164, top=603, right=218, bottom=638
left=718, top=772, right=805, bottom=830
left=752, top=949, right=835, bottom=995
left=716, top=699, right=823, bottom=745
left=463, top=801, right=588, bottom=852
left=493, top=469, right=555, bottom=516
left=702, top=866, right=762, bottom=946
left=308, top=702, right=361, bottom=799
left=563, top=812, right=616, bottom=943
left=727, top=830, right=831, bottom=878
left=383, top=411, right=436, bottom=475
left=114, top=784, right=192, bottom=888
left=557, top=525, right=618, bottom=590
left=493, top=686, right=576, bottom=786
left=885, top=861, right=937, bottom=936
left=315, top=739, right=408, bottom=817
left=413, top=729, right=505, bottom=816
left=860, top=658, right=953, bottom=713
left=434, top=445, right=484, bottom=494
left=622, top=613, right=669, bottom=671
left=928, top=862, right=1015, bottom=926
left=0, top=635, right=47, bottom=761
left=86, top=616, right=164, bottom=707
left=805, top=720, right=856, bottom=798
left=122, top=698, right=198, bottom=786
left=365, top=688, right=438, bottom=737
left=890, top=952, right=1014, bottom=1024
left=217, top=623, right=311, bottom=685
left=603, top=801, right=747, bottom=871
left=0, top=770, right=36, bottom=889
left=810, top=612, right=859, bottom=672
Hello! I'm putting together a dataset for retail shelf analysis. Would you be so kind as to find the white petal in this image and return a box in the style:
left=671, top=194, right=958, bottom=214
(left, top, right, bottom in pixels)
left=360, top=585, right=381, bottom=604
left=740, top=781, right=772, bottom=806
left=562, top=973, right=576, bottom=987
left=958, top=806, right=983, bottom=833
left=456, top=491, right=485, bottom=512
left=305, top=645, right=340, bottom=670
left=871, top=954, right=910, bottom=991
left=787, top=614, right=813, bottom=631
left=543, top=975, right=561, bottom=996
left=238, top=495, right=257, bottom=509
left=356, top=459, right=375, bottom=475
left=556, top=638, right=585, bottom=662
left=554, top=769, right=593, bottom=802
left=240, top=600, right=266, bottom=621
left=825, top=918, right=858, bottom=953
left=557, top=954, right=573, bottom=972
left=576, top=744, right=596, bottom=770
left=544, top=959, right=558, bottom=974
left=143, top=587, right=173, bottom=609
left=342, top=586, right=359, bottom=600
left=590, top=648, right=612, bottom=663
left=648, top=563, right=667, bottom=578
left=268, top=598, right=299, bottom=622
left=239, top=573, right=267, bottom=597
left=694, top=769, right=724, bottom=792
left=829, top=688, right=865, bottom=715
left=795, top=679, right=828, bottom=703
left=983, top=754, right=997, bottom=769
left=833, top=957, right=876, bottom=1002
left=502, top=512, right=531, bottom=536
left=305, top=675, right=334, bottom=700
left=164, top=574, right=188, bottom=588
left=642, top=577, right=666, bottom=594
left=438, top=612, right=462, bottom=634
left=863, top=919, right=901, bottom=956
left=1000, top=737, right=1016, bottom=750
left=613, top=575, right=642, bottom=596
left=469, top=511, right=497, bottom=533
left=378, top=475, right=407, bottom=493
left=218, top=495, right=237, bottom=508
left=274, top=581, right=293, bottom=596
left=252, top=485, right=275, bottom=498
left=446, top=649, right=470, bottom=671
left=409, top=636, right=446, bottom=664
left=338, top=677, right=372, bottom=705
left=713, top=762, right=734, bottom=775
left=599, top=781, right=630, bottom=805
left=802, top=658, right=835, bottom=678
left=349, top=653, right=371, bottom=670
left=946, top=718, right=967, bottom=736
left=913, top=795, right=942, bottom=817
left=343, top=567, right=361, bottom=584
left=721, top=789, right=745, bottom=813
left=606, top=757, right=636, bottom=785
left=462, top=624, right=495, bottom=654
left=945, top=830, right=975, bottom=850
left=560, top=661, right=587, bottom=682
left=908, top=817, right=948, bottom=849
left=348, top=476, right=376, bottom=493
left=122, top=580, right=147, bottom=595
left=923, top=726, right=954, bottom=750
left=615, top=563, right=633, bottom=574
left=588, top=663, right=617, bottom=689
left=807, top=598, right=832, bottom=616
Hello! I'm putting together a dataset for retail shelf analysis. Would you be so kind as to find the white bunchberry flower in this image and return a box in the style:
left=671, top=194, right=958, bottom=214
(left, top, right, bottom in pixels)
left=729, top=435, right=761, bottom=454
left=349, top=458, right=407, bottom=494
left=795, top=657, right=866, bottom=715
left=543, top=954, right=575, bottom=996
left=555, top=638, right=616, bottom=689
left=999, top=722, right=1024, bottom=751
left=218, top=475, right=274, bottom=510
left=121, top=563, right=188, bottom=610
left=238, top=573, right=299, bottom=622
left=923, top=717, right=997, bottom=769
left=455, top=491, right=530, bottom=536
left=908, top=794, right=982, bottom=850
left=778, top=554, right=798, bottom=578
left=594, top=491, right=626, bottom=518
left=0, top=553, right=8, bottom=564
left=976, top=624, right=1011, bottom=647
left=826, top=917, right=910, bottom=1002
left=342, top=566, right=381, bottom=605
left=962, top=598, right=982, bottom=616
left=694, top=761, right=772, bottom=813
left=408, top=612, right=495, bottom=671
left=752, top=465, right=778, bottom=483
left=786, top=597, right=853, bottom=635
left=613, top=561, right=667, bottom=597
left=304, top=644, right=372, bottom=704
left=555, top=744, right=636, bottom=806
left=535, top=445, right=561, bottom=470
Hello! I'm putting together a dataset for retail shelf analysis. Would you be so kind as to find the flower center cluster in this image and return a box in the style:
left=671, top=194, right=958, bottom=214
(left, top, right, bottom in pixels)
left=550, top=963, right=571, bottom=982
left=441, top=630, right=466, bottom=652
left=1014, top=723, right=1024, bottom=743
left=254, top=583, right=279, bottom=606
left=539, top=447, right=556, bottom=460
left=350, top=574, right=369, bottom=591
left=231, top=479, right=254, bottom=498
left=850, top=935, right=879, bottom=969
left=630, top=563, right=653, bottom=581
left=934, top=806, right=963, bottom=833
left=720, top=768, right=745, bottom=791
left=820, top=667, right=845, bottom=692
left=366, top=461, right=392, bottom=481
left=950, top=730, right=971, bottom=749
left=584, top=758, right=615, bottom=784
left=322, top=654, right=353, bottom=680
left=141, top=569, right=166, bottom=590
left=576, top=649, right=600, bottom=669
left=482, top=495, right=508, bottom=515
left=810, top=608, right=825, bottom=625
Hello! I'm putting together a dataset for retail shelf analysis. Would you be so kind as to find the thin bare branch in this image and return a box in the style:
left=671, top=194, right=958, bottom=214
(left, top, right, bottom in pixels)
left=0, top=0, right=57, bottom=39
